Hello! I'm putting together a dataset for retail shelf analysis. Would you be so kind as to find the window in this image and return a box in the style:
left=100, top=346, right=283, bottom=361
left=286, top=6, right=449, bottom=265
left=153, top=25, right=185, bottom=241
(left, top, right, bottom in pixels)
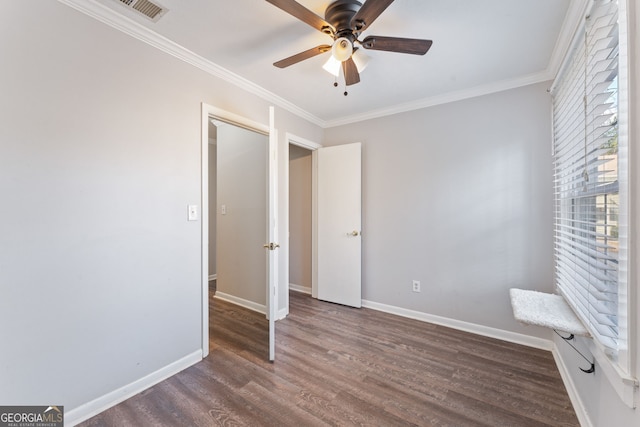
left=552, top=0, right=629, bottom=367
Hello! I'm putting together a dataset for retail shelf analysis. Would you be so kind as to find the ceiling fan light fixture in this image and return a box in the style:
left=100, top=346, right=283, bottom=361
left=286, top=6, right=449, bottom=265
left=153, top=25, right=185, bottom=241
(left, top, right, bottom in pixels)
left=266, top=0, right=434, bottom=89
left=352, top=48, right=370, bottom=73
left=331, top=37, right=353, bottom=62
left=322, top=55, right=341, bottom=77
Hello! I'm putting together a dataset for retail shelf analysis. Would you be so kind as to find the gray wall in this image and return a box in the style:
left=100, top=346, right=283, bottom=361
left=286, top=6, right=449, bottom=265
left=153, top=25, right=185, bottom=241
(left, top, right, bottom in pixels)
left=289, top=145, right=313, bottom=290
left=216, top=124, right=268, bottom=306
left=0, top=0, right=322, bottom=415
left=324, top=82, right=555, bottom=338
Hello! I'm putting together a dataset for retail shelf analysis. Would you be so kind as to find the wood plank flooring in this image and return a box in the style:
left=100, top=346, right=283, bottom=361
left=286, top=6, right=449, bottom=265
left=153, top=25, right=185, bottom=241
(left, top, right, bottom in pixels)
left=80, top=291, right=579, bottom=426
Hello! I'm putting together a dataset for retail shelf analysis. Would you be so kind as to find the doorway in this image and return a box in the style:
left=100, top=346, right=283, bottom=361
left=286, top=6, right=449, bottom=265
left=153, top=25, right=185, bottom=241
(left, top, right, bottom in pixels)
left=213, top=120, right=268, bottom=309
left=285, top=134, right=322, bottom=312
left=201, top=104, right=274, bottom=360
left=289, top=144, right=313, bottom=296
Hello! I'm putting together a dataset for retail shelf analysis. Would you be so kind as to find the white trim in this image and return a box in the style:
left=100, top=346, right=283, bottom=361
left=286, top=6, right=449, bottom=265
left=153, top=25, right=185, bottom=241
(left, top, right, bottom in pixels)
left=208, top=274, right=217, bottom=281
left=587, top=339, right=639, bottom=408
left=214, top=292, right=267, bottom=315
left=289, top=283, right=312, bottom=295
left=277, top=307, right=288, bottom=320
left=628, top=0, right=640, bottom=384
left=285, top=133, right=322, bottom=305
left=324, top=72, right=554, bottom=128
left=286, top=132, right=322, bottom=151
left=547, top=0, right=591, bottom=88
left=207, top=106, right=270, bottom=135
left=552, top=345, right=593, bottom=427
left=57, top=0, right=586, bottom=129
left=550, top=0, right=592, bottom=93
left=268, top=106, right=278, bottom=361
left=57, top=0, right=324, bottom=128
left=200, top=103, right=210, bottom=358
left=311, top=150, right=318, bottom=299
left=200, top=103, right=271, bottom=358
left=362, top=299, right=553, bottom=351
left=65, top=350, right=202, bottom=426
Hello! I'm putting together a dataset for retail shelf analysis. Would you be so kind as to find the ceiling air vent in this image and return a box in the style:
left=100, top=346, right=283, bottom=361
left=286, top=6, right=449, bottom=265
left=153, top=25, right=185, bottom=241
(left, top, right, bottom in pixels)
left=114, top=0, right=167, bottom=22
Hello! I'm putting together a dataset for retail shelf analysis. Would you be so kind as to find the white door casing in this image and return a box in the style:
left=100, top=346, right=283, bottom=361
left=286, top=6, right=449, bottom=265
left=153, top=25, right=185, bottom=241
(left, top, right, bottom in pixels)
left=316, top=143, right=362, bottom=308
left=200, top=103, right=275, bottom=361
left=267, top=106, right=277, bottom=361
left=286, top=133, right=322, bottom=310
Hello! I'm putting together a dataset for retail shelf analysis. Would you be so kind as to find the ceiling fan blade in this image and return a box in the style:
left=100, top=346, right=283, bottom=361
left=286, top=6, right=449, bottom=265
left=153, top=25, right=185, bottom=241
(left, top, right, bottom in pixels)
left=350, top=0, right=395, bottom=31
left=342, top=57, right=360, bottom=86
left=361, top=36, right=433, bottom=55
left=266, top=0, right=334, bottom=34
left=273, top=45, right=332, bottom=68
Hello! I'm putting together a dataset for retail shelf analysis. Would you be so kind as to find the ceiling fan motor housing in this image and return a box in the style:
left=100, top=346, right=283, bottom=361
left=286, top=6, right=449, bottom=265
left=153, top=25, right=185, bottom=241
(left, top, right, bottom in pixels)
left=325, top=0, right=363, bottom=39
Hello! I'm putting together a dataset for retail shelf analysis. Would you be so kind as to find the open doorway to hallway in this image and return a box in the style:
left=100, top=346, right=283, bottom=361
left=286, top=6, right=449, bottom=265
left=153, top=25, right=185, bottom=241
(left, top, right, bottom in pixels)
left=288, top=144, right=313, bottom=296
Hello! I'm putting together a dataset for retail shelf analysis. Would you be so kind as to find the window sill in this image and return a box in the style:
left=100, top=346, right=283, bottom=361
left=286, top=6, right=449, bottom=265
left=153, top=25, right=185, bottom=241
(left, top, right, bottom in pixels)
left=587, top=339, right=638, bottom=408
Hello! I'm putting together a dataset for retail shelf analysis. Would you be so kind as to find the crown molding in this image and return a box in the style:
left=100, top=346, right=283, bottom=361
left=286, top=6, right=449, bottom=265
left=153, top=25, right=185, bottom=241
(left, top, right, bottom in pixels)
left=57, top=0, right=582, bottom=130
left=324, top=69, right=554, bottom=128
left=325, top=0, right=586, bottom=128
left=56, top=0, right=327, bottom=128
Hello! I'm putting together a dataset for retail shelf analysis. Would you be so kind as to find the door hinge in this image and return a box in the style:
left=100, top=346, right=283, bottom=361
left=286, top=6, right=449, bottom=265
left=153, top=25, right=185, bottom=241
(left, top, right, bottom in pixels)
left=263, top=242, right=280, bottom=250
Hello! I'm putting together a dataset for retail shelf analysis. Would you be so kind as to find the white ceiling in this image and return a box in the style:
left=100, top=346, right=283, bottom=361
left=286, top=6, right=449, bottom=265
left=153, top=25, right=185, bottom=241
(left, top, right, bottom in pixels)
left=77, top=0, right=581, bottom=126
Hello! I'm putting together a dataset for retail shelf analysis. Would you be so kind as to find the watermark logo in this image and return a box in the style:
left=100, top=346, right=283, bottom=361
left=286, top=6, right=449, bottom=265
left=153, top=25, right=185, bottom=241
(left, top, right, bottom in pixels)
left=0, top=406, right=63, bottom=427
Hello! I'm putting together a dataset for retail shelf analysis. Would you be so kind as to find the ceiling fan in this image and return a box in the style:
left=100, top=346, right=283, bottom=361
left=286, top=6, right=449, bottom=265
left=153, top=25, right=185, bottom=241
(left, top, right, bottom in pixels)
left=266, top=0, right=433, bottom=92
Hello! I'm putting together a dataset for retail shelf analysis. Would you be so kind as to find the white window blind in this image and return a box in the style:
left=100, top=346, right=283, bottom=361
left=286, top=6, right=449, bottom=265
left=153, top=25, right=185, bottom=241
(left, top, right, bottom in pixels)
left=552, top=0, right=624, bottom=355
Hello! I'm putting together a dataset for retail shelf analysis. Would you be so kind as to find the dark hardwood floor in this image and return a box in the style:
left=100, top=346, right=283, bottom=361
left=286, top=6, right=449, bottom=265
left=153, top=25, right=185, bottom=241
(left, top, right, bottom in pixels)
left=80, top=291, right=579, bottom=426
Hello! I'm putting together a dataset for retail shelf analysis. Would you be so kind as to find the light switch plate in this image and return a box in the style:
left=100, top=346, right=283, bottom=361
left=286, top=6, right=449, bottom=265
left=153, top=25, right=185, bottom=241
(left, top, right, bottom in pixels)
left=188, top=204, right=198, bottom=221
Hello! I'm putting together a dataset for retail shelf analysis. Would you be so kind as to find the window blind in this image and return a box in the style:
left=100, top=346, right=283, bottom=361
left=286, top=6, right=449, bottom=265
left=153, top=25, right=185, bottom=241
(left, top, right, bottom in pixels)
left=552, top=0, right=621, bottom=353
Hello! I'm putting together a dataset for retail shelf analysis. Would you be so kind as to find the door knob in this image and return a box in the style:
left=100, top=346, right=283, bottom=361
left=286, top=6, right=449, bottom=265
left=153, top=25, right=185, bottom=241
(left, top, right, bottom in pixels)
left=263, top=242, right=280, bottom=250
left=347, top=230, right=360, bottom=237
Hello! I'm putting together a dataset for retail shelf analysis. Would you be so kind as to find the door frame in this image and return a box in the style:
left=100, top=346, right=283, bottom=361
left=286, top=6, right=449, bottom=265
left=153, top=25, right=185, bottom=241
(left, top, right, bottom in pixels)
left=200, top=103, right=271, bottom=357
left=285, top=133, right=322, bottom=307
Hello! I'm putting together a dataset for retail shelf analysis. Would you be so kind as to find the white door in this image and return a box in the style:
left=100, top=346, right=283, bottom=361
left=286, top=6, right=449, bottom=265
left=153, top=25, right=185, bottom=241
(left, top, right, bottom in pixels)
left=266, top=106, right=278, bottom=361
left=316, top=142, right=362, bottom=308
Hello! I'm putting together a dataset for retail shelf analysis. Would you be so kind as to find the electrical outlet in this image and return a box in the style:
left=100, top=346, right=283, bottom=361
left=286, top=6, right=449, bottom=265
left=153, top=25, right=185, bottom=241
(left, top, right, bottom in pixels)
left=412, top=280, right=421, bottom=292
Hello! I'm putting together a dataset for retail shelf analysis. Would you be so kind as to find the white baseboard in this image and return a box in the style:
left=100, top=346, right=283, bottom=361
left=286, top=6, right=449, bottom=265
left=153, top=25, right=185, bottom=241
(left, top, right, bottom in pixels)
left=361, top=299, right=553, bottom=351
left=214, top=292, right=286, bottom=319
left=277, top=307, right=288, bottom=320
left=552, top=344, right=592, bottom=427
left=208, top=274, right=217, bottom=281
left=289, top=283, right=311, bottom=295
left=214, top=292, right=266, bottom=315
left=65, top=350, right=202, bottom=426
